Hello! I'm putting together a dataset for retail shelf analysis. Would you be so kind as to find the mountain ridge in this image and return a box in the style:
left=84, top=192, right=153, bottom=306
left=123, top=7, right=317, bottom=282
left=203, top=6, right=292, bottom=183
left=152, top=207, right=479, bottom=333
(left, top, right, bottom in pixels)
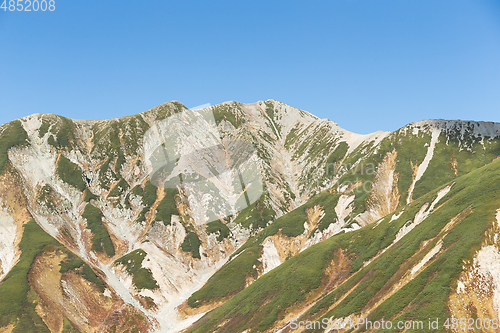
left=0, top=99, right=499, bottom=332
left=11, top=99, right=500, bottom=138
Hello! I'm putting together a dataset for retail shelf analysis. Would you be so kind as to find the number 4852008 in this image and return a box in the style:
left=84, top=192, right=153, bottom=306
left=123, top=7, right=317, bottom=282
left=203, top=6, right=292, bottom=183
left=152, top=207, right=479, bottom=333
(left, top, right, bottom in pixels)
left=1, top=0, right=55, bottom=11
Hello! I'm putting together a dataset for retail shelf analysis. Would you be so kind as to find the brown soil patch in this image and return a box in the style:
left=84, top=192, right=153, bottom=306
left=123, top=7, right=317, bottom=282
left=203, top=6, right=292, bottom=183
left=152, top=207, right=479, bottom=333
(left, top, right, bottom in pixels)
left=0, top=324, right=14, bottom=333
left=98, top=304, right=155, bottom=333
left=177, top=297, right=229, bottom=319
left=29, top=249, right=125, bottom=332
left=448, top=208, right=500, bottom=333
left=267, top=204, right=325, bottom=264
left=356, top=149, right=400, bottom=226
left=30, top=250, right=67, bottom=333
left=448, top=157, right=458, bottom=176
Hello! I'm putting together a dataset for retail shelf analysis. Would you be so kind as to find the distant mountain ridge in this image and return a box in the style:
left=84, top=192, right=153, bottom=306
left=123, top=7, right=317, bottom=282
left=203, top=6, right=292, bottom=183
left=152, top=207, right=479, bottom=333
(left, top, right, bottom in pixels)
left=0, top=100, right=499, bottom=333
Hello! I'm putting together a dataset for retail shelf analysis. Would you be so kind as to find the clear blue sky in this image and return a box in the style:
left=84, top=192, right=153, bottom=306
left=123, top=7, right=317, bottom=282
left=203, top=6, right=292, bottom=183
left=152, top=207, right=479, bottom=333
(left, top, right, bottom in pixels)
left=1, top=0, right=499, bottom=134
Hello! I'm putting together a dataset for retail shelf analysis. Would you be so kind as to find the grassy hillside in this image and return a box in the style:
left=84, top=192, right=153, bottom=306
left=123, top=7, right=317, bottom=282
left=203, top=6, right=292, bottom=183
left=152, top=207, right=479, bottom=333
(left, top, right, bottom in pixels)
left=115, top=249, right=158, bottom=290
left=57, top=155, right=86, bottom=191
left=186, top=158, right=500, bottom=333
left=0, top=120, right=29, bottom=173
left=0, top=220, right=102, bottom=332
left=188, top=132, right=498, bottom=310
left=82, top=203, right=115, bottom=256
left=187, top=190, right=341, bottom=308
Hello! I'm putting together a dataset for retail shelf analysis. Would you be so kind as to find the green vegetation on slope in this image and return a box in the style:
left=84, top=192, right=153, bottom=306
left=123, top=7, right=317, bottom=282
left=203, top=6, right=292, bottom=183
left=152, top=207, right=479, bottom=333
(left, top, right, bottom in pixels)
left=47, top=116, right=78, bottom=149
left=233, top=195, right=275, bottom=230
left=91, top=115, right=150, bottom=159
left=0, top=220, right=105, bottom=332
left=212, top=103, right=244, bottom=128
left=334, top=140, right=381, bottom=216
left=188, top=190, right=340, bottom=309
left=294, top=124, right=335, bottom=160
left=262, top=101, right=282, bottom=139
left=0, top=120, right=29, bottom=173
left=335, top=130, right=429, bottom=216
left=38, top=120, right=51, bottom=137
left=115, top=151, right=125, bottom=175
left=306, top=191, right=340, bottom=233
left=306, top=161, right=500, bottom=333
left=37, top=184, right=56, bottom=210
left=188, top=245, right=261, bottom=308
left=188, top=239, right=332, bottom=332
left=206, top=220, right=231, bottom=242
left=83, top=188, right=99, bottom=203
left=0, top=221, right=57, bottom=332
left=59, top=250, right=106, bottom=293
left=109, top=178, right=129, bottom=197
left=181, top=232, right=201, bottom=259
left=92, top=122, right=121, bottom=156
left=131, top=182, right=158, bottom=223
left=412, top=134, right=500, bottom=200
left=377, top=130, right=430, bottom=205
left=57, top=155, right=86, bottom=191
left=82, top=203, right=115, bottom=257
left=325, top=142, right=348, bottom=175
left=98, top=159, right=118, bottom=190
left=115, top=249, right=159, bottom=290
left=187, top=158, right=500, bottom=333
left=154, top=188, right=177, bottom=226
left=137, top=181, right=158, bottom=207
left=62, top=317, right=80, bottom=333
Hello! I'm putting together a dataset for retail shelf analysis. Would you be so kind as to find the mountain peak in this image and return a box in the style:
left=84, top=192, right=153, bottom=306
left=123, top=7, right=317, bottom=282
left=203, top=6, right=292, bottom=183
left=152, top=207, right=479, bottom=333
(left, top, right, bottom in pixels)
left=405, top=119, right=500, bottom=140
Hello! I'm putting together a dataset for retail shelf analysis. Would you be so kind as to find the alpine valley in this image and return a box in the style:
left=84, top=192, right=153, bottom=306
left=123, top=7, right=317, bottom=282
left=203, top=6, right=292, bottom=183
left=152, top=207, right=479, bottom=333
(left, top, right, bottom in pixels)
left=0, top=100, right=500, bottom=333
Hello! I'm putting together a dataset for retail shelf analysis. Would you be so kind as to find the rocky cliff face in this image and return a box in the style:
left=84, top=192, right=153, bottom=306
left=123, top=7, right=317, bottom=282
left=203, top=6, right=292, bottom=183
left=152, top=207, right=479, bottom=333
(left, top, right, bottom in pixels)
left=0, top=100, right=499, bottom=333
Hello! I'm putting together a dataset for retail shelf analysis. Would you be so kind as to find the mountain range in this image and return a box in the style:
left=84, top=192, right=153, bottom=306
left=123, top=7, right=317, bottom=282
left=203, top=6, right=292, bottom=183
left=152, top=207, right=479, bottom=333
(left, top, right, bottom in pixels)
left=0, top=100, right=499, bottom=333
